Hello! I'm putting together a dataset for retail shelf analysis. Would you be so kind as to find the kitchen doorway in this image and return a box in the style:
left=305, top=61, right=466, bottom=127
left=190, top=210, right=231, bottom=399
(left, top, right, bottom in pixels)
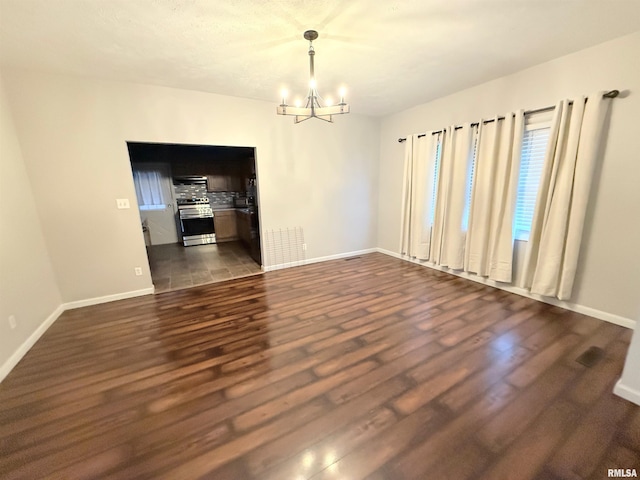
left=127, top=142, right=262, bottom=293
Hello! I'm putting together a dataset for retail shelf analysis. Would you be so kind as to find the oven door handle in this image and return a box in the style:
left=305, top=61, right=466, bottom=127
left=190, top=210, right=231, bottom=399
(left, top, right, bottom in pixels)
left=180, top=213, right=214, bottom=219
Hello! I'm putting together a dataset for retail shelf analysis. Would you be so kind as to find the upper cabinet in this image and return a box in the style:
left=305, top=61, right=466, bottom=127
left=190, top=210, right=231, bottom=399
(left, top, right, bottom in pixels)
left=228, top=174, right=242, bottom=192
left=171, top=153, right=251, bottom=192
left=206, top=161, right=244, bottom=192
left=207, top=174, right=242, bottom=192
left=206, top=161, right=243, bottom=192
left=206, top=174, right=228, bottom=192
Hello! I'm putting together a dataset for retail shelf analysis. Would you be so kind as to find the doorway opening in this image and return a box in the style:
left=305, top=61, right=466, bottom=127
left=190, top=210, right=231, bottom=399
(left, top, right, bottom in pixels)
left=127, top=142, right=262, bottom=293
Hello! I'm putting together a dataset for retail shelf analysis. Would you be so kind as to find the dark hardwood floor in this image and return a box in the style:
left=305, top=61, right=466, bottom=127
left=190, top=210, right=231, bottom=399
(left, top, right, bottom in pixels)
left=1, top=253, right=638, bottom=479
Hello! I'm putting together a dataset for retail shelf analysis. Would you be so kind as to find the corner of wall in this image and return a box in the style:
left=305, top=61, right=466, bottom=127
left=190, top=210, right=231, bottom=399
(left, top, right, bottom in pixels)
left=614, top=379, right=640, bottom=407
left=0, top=70, right=64, bottom=382
left=0, top=305, right=64, bottom=383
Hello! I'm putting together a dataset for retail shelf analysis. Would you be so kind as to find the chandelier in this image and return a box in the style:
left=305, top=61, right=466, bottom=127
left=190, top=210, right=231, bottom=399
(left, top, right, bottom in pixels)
left=277, top=30, right=350, bottom=123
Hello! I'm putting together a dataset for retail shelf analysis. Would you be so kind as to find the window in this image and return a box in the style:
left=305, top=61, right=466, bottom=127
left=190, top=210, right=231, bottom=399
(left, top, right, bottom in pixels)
left=133, top=168, right=166, bottom=211
left=428, top=129, right=477, bottom=232
left=514, top=110, right=553, bottom=240
left=461, top=131, right=478, bottom=232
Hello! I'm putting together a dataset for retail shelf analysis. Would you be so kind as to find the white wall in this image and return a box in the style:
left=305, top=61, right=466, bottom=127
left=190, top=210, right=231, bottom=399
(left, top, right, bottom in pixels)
left=1, top=71, right=380, bottom=303
left=616, top=325, right=640, bottom=406
left=378, top=32, right=640, bottom=323
left=0, top=74, right=62, bottom=377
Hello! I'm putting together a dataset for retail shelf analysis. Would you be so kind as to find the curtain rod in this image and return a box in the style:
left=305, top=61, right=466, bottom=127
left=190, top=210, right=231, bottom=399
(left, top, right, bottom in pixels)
left=397, top=89, right=620, bottom=142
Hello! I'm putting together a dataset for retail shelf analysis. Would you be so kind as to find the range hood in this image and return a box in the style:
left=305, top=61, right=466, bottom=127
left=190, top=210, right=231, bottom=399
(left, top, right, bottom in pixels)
left=172, top=176, right=208, bottom=185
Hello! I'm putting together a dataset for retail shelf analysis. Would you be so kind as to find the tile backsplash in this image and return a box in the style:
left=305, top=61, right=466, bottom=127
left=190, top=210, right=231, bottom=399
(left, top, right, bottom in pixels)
left=173, top=185, right=240, bottom=206
left=207, top=192, right=240, bottom=207
left=173, top=184, right=207, bottom=199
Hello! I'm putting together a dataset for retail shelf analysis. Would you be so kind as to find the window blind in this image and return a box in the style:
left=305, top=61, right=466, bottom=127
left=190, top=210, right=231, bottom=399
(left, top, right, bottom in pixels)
left=462, top=130, right=479, bottom=232
left=428, top=137, right=442, bottom=226
left=514, top=125, right=551, bottom=240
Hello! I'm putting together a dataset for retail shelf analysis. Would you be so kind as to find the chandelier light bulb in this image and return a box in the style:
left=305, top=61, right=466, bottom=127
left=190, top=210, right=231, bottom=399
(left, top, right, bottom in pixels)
left=339, top=86, right=347, bottom=103
left=295, top=98, right=302, bottom=107
left=309, top=78, right=317, bottom=89
left=325, top=97, right=333, bottom=106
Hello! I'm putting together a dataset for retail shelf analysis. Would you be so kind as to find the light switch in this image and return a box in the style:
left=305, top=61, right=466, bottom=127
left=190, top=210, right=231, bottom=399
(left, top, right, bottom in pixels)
left=116, top=198, right=130, bottom=209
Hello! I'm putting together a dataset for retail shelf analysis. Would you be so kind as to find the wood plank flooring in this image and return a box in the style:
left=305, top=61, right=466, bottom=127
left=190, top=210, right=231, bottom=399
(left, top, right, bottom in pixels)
left=1, top=253, right=638, bottom=479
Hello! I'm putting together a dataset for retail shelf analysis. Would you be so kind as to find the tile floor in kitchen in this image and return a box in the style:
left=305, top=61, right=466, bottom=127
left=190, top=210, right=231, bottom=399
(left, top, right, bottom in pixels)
left=146, top=241, right=262, bottom=293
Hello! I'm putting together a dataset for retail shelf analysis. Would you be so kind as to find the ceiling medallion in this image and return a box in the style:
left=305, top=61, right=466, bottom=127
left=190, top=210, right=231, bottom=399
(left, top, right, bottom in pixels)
left=277, top=30, right=350, bottom=123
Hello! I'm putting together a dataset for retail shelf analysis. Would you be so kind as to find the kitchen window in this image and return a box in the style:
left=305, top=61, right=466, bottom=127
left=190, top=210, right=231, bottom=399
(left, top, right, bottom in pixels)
left=133, top=168, right=166, bottom=210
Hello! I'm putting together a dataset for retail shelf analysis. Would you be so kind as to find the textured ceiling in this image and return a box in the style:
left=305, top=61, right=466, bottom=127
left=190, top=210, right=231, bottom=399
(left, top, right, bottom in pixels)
left=1, top=0, right=639, bottom=116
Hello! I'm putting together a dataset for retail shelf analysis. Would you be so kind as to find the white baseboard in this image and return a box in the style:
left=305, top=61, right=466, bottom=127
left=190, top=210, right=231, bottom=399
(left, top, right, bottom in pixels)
left=1, top=287, right=156, bottom=383
left=0, top=304, right=65, bottom=383
left=614, top=379, right=640, bottom=406
left=63, top=287, right=155, bottom=310
left=376, top=248, right=636, bottom=330
left=263, top=248, right=378, bottom=272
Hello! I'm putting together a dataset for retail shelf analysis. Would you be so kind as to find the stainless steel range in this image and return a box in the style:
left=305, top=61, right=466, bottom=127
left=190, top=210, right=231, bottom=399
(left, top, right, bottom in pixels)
left=177, top=198, right=216, bottom=246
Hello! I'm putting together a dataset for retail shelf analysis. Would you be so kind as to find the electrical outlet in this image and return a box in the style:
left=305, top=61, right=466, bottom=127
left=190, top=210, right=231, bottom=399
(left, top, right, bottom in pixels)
left=8, top=315, right=16, bottom=329
left=302, top=243, right=307, bottom=251
left=134, top=267, right=143, bottom=276
left=116, top=198, right=130, bottom=209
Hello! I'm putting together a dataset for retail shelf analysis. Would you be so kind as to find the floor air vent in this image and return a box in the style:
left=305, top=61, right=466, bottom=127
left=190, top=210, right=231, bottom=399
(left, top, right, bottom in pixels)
left=576, top=346, right=605, bottom=367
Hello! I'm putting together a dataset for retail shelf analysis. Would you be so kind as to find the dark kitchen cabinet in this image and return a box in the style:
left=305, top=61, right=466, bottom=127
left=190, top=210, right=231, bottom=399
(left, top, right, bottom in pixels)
left=207, top=174, right=242, bottom=192
left=172, top=157, right=244, bottom=193
left=214, top=210, right=238, bottom=242
left=227, top=175, right=242, bottom=192
left=236, top=210, right=252, bottom=246
left=236, top=208, right=261, bottom=264
left=207, top=175, right=227, bottom=192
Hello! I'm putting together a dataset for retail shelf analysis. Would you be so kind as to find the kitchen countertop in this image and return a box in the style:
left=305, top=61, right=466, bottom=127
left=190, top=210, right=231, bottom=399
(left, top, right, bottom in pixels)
left=212, top=206, right=257, bottom=213
left=235, top=207, right=257, bottom=214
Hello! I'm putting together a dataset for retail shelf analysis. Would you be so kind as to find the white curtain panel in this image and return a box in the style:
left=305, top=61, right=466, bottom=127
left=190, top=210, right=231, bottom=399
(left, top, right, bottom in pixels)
left=522, top=92, right=611, bottom=300
left=133, top=168, right=164, bottom=207
left=431, top=124, right=474, bottom=269
left=399, top=135, right=414, bottom=256
left=399, top=133, right=440, bottom=259
left=465, top=112, right=524, bottom=282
